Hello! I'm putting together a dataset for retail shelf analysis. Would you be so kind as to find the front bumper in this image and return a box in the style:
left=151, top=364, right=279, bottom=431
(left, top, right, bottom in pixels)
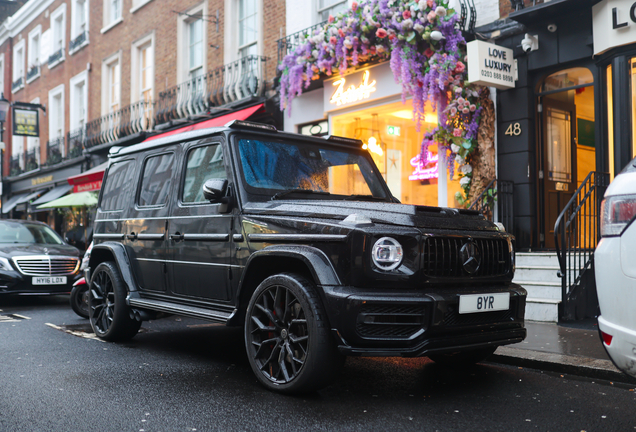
left=322, top=283, right=527, bottom=357
left=0, top=268, right=76, bottom=295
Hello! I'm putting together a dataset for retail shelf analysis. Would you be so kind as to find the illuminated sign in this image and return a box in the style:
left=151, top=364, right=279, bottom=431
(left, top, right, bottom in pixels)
left=409, top=152, right=439, bottom=181
left=330, top=70, right=376, bottom=107
left=13, top=107, right=39, bottom=137
left=387, top=125, right=401, bottom=136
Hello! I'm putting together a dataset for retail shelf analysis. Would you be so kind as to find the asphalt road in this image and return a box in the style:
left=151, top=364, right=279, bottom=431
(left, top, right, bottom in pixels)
left=1, top=295, right=635, bottom=432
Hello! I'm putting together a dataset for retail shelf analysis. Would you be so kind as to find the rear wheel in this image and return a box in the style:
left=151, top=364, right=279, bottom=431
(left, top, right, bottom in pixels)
left=428, top=346, right=497, bottom=367
left=70, top=282, right=90, bottom=319
left=88, top=261, right=140, bottom=341
left=244, top=273, right=343, bottom=394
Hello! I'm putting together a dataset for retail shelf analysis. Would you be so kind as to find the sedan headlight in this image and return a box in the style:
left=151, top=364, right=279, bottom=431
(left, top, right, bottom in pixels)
left=372, top=237, right=403, bottom=271
left=0, top=257, right=13, bottom=271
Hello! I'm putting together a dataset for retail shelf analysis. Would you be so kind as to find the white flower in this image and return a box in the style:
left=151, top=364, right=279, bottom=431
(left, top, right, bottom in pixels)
left=435, top=6, right=447, bottom=17
left=414, top=23, right=425, bottom=34
left=455, top=154, right=464, bottom=165
left=312, top=50, right=319, bottom=58
left=364, top=5, right=371, bottom=14
left=460, top=164, right=473, bottom=174
left=402, top=18, right=413, bottom=30
left=450, top=143, right=461, bottom=153
left=418, top=0, right=427, bottom=12
left=296, top=57, right=306, bottom=65
left=460, top=177, right=471, bottom=186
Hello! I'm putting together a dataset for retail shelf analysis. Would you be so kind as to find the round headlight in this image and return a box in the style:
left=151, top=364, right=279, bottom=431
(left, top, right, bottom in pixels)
left=372, top=237, right=403, bottom=271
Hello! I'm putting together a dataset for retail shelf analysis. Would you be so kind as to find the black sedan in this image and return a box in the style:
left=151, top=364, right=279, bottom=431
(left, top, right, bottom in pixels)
left=0, top=220, right=80, bottom=295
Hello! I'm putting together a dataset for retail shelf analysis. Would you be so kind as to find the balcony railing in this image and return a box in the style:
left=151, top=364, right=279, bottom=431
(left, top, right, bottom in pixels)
left=45, top=136, right=65, bottom=167
left=11, top=77, right=23, bottom=92
left=25, top=147, right=39, bottom=171
left=9, top=155, right=22, bottom=176
left=155, top=55, right=267, bottom=125
left=69, top=31, right=87, bottom=52
left=85, top=100, right=155, bottom=148
left=67, top=127, right=86, bottom=159
left=26, top=65, right=40, bottom=81
left=48, top=48, right=64, bottom=67
left=277, top=21, right=327, bottom=63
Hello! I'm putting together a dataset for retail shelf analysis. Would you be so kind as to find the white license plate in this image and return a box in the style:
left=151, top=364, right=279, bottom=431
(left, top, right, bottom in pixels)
left=459, top=293, right=510, bottom=314
left=32, top=276, right=67, bottom=285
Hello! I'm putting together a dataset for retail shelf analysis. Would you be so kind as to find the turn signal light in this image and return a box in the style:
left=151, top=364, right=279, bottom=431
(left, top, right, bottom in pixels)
left=601, top=331, right=613, bottom=346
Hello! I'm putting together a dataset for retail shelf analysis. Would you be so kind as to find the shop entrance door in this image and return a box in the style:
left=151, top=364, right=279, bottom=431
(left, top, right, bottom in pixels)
left=541, top=98, right=577, bottom=249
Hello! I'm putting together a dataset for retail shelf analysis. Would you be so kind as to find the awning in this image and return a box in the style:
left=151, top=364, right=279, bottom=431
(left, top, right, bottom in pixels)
left=31, top=184, right=74, bottom=208
left=144, top=103, right=265, bottom=142
left=2, top=192, right=30, bottom=214
left=37, top=191, right=99, bottom=209
left=67, top=162, right=108, bottom=193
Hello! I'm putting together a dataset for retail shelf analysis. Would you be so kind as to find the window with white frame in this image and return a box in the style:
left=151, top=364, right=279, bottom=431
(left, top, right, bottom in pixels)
left=27, top=26, right=41, bottom=82
left=48, top=85, right=65, bottom=159
left=177, top=3, right=206, bottom=84
left=12, top=40, right=25, bottom=92
left=12, top=135, right=25, bottom=170
left=131, top=34, right=154, bottom=129
left=238, top=0, right=258, bottom=58
left=0, top=54, right=5, bottom=98
left=50, top=5, right=66, bottom=66
left=70, top=0, right=89, bottom=52
left=317, top=0, right=346, bottom=21
left=103, top=0, right=122, bottom=29
left=131, top=0, right=153, bottom=13
left=70, top=71, right=88, bottom=131
left=102, top=52, right=122, bottom=117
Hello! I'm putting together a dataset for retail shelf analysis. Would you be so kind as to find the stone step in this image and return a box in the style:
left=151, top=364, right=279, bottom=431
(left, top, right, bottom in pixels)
left=525, top=297, right=560, bottom=322
left=513, top=281, right=562, bottom=300
left=514, top=266, right=561, bottom=284
left=516, top=252, right=560, bottom=267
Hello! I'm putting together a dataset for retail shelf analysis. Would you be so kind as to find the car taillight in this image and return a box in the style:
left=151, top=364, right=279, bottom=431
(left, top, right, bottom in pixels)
left=601, top=331, right=613, bottom=346
left=600, top=195, right=636, bottom=237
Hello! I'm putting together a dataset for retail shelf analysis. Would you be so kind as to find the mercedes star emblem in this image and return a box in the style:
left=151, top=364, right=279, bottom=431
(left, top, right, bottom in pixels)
left=460, top=241, right=481, bottom=274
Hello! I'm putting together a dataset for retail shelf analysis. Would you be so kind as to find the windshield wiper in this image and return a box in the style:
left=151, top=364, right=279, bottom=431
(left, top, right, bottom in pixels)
left=271, top=189, right=331, bottom=200
left=343, top=194, right=388, bottom=202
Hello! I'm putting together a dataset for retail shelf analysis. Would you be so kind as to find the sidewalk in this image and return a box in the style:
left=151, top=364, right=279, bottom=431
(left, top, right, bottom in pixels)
left=490, top=320, right=636, bottom=384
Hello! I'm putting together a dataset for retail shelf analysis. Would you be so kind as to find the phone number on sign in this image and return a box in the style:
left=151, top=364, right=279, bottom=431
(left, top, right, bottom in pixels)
left=481, top=70, right=514, bottom=82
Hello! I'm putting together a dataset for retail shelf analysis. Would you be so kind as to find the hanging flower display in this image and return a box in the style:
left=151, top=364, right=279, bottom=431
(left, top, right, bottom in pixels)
left=278, top=0, right=484, bottom=204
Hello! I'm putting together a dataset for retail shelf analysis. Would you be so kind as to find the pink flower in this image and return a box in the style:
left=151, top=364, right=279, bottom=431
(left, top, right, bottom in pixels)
left=328, top=15, right=335, bottom=23
left=352, top=1, right=358, bottom=11
left=427, top=11, right=437, bottom=23
left=402, top=10, right=412, bottom=19
left=450, top=107, right=458, bottom=116
left=469, top=104, right=476, bottom=112
left=338, top=28, right=345, bottom=37
left=453, top=128, right=462, bottom=137
left=376, top=28, right=388, bottom=38
left=427, top=0, right=434, bottom=7
left=424, top=48, right=434, bottom=57
left=330, top=36, right=337, bottom=45
left=388, top=33, right=396, bottom=41
left=454, top=61, right=466, bottom=74
left=462, top=108, right=470, bottom=114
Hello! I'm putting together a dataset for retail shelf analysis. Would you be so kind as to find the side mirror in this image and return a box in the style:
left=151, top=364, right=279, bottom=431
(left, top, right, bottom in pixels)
left=202, top=179, right=228, bottom=202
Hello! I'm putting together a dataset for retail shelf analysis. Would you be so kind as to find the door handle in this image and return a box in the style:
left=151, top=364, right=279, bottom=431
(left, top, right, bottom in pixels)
left=170, top=233, right=184, bottom=241
left=126, top=232, right=137, bottom=240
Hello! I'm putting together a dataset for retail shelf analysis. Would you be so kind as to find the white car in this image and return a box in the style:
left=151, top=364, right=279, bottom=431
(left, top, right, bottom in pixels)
left=595, top=160, right=636, bottom=378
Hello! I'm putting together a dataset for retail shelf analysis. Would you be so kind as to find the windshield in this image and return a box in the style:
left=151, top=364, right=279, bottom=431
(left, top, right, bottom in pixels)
left=237, top=137, right=389, bottom=200
left=0, top=222, right=64, bottom=245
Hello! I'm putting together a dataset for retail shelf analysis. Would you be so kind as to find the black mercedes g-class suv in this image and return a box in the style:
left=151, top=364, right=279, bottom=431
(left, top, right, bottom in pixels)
left=87, top=120, right=526, bottom=393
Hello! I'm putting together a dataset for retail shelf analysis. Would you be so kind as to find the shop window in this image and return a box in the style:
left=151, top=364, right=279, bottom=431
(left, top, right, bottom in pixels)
left=139, top=153, right=175, bottom=207
left=331, top=99, right=462, bottom=207
left=540, top=68, right=593, bottom=93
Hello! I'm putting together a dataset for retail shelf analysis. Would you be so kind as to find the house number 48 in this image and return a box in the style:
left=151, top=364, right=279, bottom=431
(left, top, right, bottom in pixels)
left=505, top=122, right=522, bottom=136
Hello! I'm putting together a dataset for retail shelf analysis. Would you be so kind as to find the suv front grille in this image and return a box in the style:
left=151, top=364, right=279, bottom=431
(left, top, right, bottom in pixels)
left=423, top=237, right=510, bottom=278
left=356, top=304, right=424, bottom=338
left=13, top=256, right=80, bottom=276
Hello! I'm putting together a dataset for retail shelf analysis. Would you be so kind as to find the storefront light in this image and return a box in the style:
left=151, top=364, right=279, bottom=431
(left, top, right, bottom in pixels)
left=363, top=136, right=383, bottom=156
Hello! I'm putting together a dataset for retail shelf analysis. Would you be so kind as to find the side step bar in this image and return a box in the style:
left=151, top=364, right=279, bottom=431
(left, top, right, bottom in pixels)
left=128, top=297, right=236, bottom=323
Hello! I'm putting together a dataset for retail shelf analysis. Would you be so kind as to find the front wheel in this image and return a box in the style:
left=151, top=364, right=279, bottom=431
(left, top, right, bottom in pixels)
left=70, top=281, right=90, bottom=319
left=428, top=346, right=497, bottom=368
left=244, top=273, right=343, bottom=394
left=88, top=261, right=141, bottom=341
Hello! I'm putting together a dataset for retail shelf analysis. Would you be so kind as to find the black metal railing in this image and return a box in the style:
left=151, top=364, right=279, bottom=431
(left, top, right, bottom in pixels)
left=554, top=171, right=610, bottom=320
left=457, top=0, right=476, bottom=34
left=85, top=100, right=155, bottom=148
left=9, top=155, right=22, bottom=176
left=45, top=136, right=65, bottom=166
left=69, top=31, right=87, bottom=51
left=468, top=179, right=514, bottom=233
left=277, top=21, right=327, bottom=63
left=66, top=127, right=85, bottom=158
left=48, top=48, right=64, bottom=66
left=26, top=65, right=40, bottom=81
left=11, top=77, right=23, bottom=92
left=155, top=55, right=267, bottom=125
left=24, top=147, right=39, bottom=171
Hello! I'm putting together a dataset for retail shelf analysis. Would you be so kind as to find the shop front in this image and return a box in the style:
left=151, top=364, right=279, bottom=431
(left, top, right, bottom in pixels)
left=284, top=62, right=465, bottom=209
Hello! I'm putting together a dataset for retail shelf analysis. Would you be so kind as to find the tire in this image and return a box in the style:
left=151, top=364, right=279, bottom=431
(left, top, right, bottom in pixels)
left=88, top=261, right=141, bottom=341
left=70, top=283, right=90, bottom=319
left=428, top=346, right=497, bottom=368
left=244, top=273, right=343, bottom=394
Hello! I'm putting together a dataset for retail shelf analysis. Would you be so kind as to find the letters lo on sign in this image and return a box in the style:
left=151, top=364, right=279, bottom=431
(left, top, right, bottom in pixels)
left=466, top=40, right=515, bottom=90
left=12, top=107, right=39, bottom=137
left=330, top=70, right=377, bottom=107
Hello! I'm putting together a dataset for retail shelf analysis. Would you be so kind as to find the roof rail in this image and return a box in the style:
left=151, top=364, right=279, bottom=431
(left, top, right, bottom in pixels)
left=324, top=135, right=363, bottom=147
left=225, top=120, right=277, bottom=132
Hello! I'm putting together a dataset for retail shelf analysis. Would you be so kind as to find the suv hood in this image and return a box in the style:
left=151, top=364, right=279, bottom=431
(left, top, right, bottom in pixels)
left=243, top=200, right=498, bottom=231
left=0, top=244, right=80, bottom=258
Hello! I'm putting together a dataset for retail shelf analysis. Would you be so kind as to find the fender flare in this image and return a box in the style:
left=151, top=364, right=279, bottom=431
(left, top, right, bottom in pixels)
left=88, top=242, right=139, bottom=293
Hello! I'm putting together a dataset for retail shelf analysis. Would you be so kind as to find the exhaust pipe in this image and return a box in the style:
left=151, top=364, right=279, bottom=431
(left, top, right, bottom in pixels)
left=130, top=308, right=155, bottom=322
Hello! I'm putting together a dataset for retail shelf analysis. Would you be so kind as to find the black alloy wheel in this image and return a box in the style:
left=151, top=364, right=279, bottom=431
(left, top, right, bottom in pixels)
left=70, top=282, right=90, bottom=319
left=88, top=261, right=140, bottom=341
left=245, top=273, right=343, bottom=394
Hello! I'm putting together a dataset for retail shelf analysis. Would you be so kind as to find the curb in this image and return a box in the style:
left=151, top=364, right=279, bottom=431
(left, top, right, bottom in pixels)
left=489, top=346, right=636, bottom=385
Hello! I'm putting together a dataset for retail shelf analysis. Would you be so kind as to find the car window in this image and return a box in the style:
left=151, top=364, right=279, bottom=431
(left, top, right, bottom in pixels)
left=139, top=153, right=175, bottom=207
left=101, top=160, right=135, bottom=211
left=0, top=222, right=63, bottom=245
left=182, top=144, right=226, bottom=204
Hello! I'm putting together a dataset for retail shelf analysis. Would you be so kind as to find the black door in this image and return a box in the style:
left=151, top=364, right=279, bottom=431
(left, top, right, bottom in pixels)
left=168, top=140, right=232, bottom=301
left=542, top=98, right=576, bottom=248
